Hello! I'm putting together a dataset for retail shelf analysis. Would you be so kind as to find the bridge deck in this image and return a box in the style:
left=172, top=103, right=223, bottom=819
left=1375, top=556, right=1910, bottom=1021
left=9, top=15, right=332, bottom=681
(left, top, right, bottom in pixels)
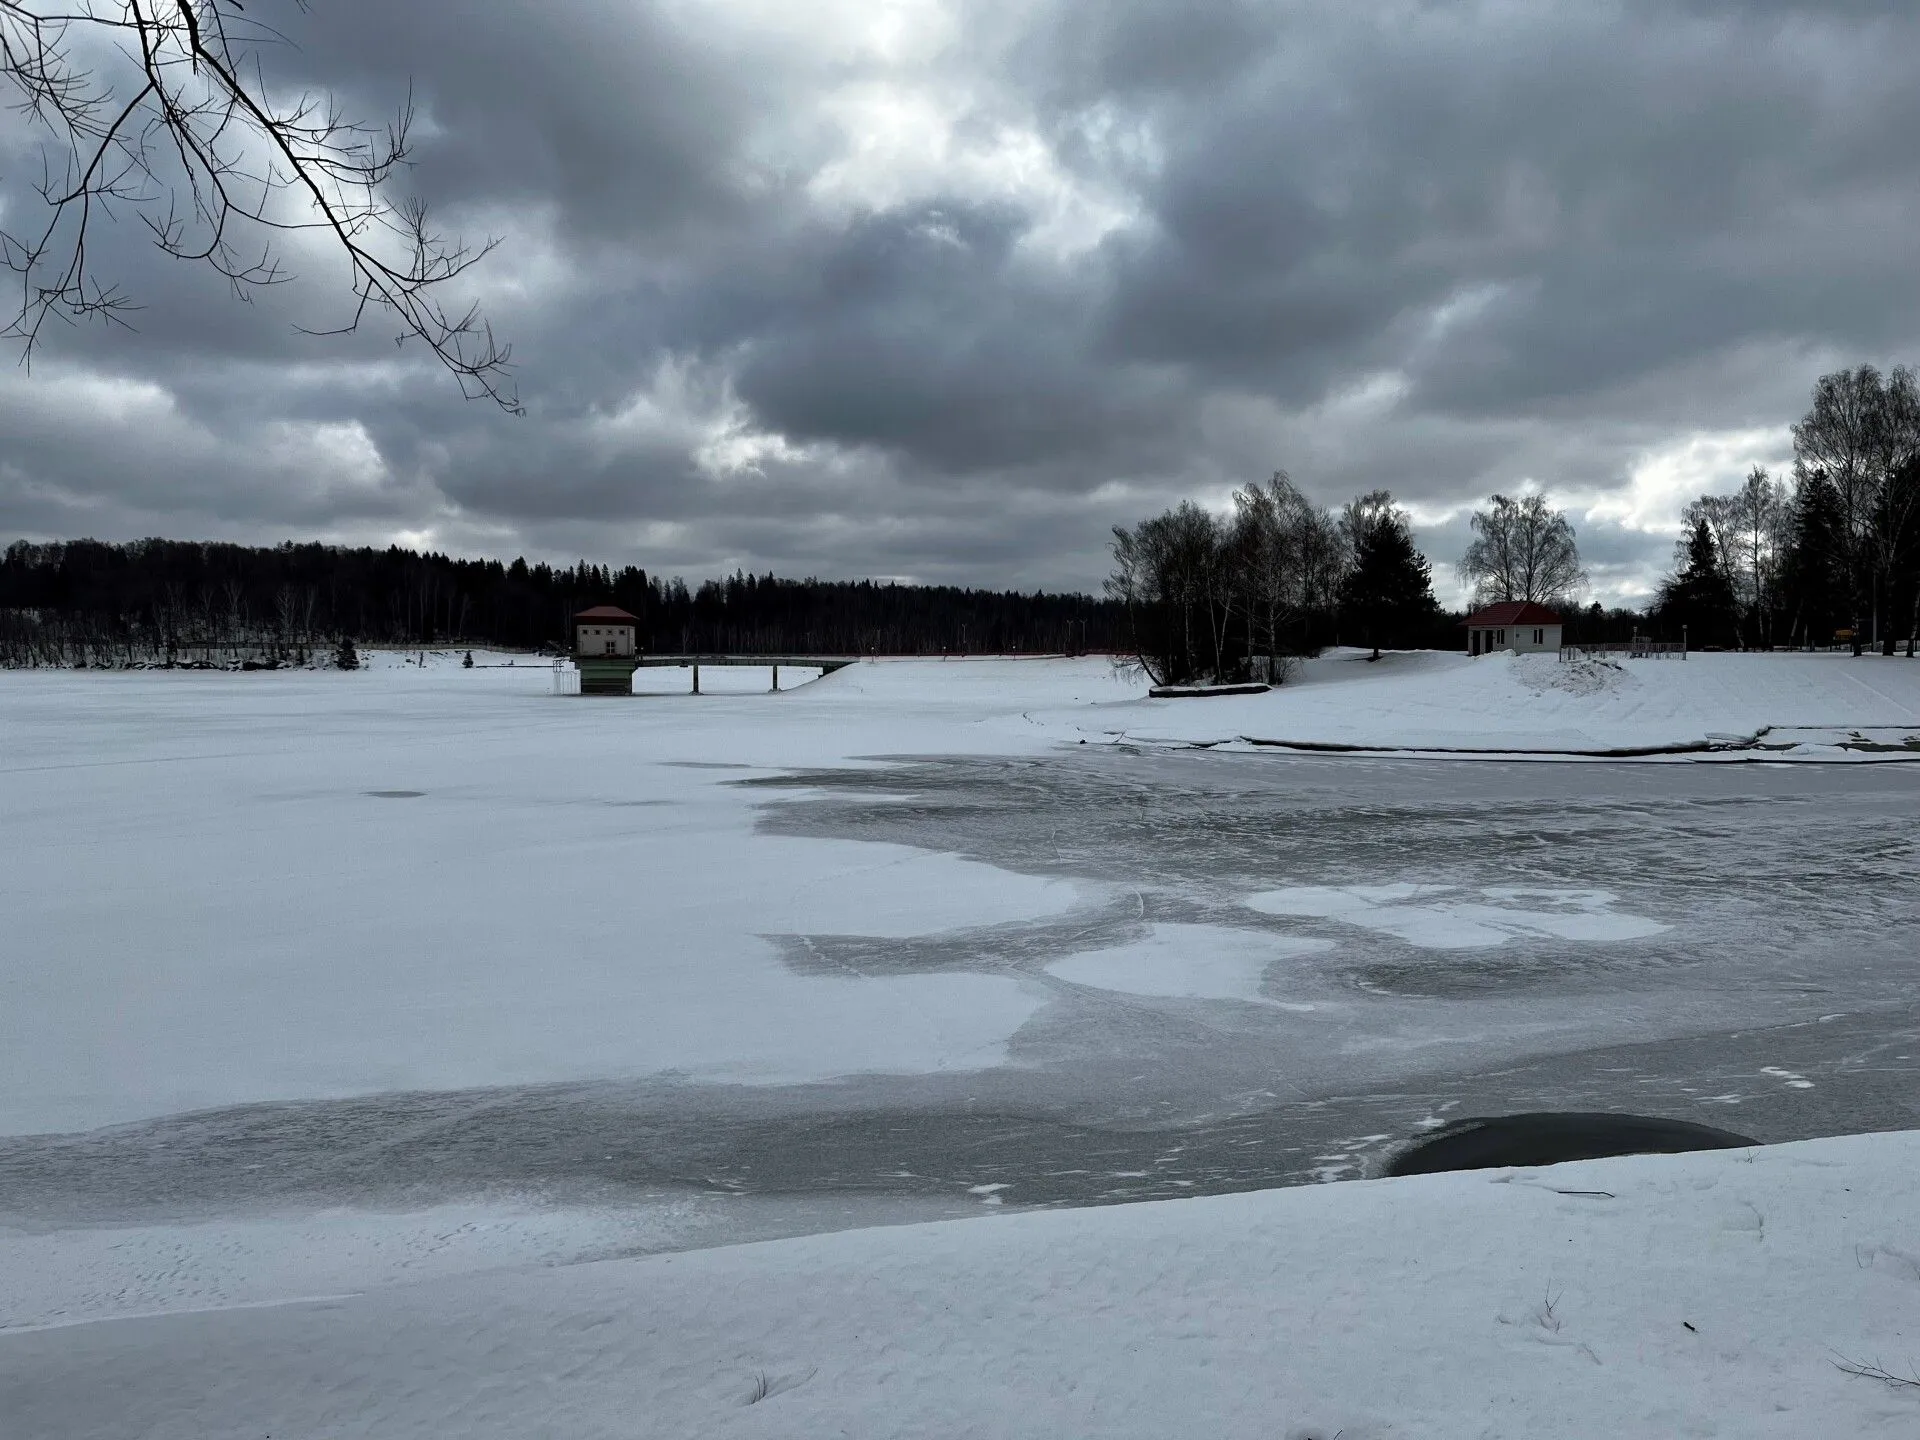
left=631, top=655, right=857, bottom=672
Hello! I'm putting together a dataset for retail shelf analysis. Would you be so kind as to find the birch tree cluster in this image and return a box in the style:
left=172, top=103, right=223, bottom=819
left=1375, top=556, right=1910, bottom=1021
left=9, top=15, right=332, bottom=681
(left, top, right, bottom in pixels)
left=1107, top=474, right=1439, bottom=686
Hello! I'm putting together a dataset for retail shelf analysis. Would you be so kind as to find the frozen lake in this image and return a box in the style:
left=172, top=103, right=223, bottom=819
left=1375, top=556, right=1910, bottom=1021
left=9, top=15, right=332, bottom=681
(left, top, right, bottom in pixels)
left=5, top=656, right=1920, bottom=1292
left=4, top=652, right=1920, bottom=1330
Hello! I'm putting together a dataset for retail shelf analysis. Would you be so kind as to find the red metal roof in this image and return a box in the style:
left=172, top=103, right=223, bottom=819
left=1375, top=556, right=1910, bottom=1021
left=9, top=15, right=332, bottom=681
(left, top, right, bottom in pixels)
left=574, top=605, right=638, bottom=624
left=1462, top=600, right=1563, bottom=626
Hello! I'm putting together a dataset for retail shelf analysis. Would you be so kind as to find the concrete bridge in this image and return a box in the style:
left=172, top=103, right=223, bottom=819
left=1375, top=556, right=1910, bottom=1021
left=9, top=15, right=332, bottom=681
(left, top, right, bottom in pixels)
left=633, top=654, right=858, bottom=693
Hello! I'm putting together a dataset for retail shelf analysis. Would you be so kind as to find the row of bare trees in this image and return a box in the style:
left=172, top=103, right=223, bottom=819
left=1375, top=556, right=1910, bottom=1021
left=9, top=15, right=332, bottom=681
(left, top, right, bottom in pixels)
left=1107, top=475, right=1442, bottom=686
left=0, top=577, right=332, bottom=667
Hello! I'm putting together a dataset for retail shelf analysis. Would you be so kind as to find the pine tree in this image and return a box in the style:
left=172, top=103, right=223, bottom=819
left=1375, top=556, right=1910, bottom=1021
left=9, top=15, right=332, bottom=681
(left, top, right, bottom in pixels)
left=334, top=635, right=360, bottom=670
left=1339, top=499, right=1439, bottom=660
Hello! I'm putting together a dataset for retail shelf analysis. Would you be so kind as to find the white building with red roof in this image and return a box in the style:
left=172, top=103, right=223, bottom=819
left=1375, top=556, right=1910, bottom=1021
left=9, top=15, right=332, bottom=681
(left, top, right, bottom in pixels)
left=1463, top=600, right=1562, bottom=657
left=574, top=605, right=638, bottom=658
left=572, top=605, right=640, bottom=694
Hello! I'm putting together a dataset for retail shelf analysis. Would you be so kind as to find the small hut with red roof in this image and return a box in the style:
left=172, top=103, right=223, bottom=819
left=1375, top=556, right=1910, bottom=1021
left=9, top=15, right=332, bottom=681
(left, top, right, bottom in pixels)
left=1463, top=601, right=1562, bottom=657
left=573, top=605, right=640, bottom=694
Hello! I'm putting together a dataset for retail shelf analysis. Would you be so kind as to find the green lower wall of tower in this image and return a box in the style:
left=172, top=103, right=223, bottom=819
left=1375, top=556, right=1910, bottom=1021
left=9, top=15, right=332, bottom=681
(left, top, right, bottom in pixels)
left=576, top=658, right=639, bottom=695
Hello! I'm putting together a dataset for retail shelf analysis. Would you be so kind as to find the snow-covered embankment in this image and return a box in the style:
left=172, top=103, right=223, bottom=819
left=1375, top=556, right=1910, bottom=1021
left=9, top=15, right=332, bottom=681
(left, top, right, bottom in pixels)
left=8, top=1131, right=1917, bottom=1439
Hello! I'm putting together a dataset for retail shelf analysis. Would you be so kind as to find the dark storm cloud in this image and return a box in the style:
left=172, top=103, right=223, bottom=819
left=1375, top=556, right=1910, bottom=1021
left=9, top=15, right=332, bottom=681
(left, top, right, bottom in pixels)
left=718, top=202, right=1193, bottom=474
left=279, top=0, right=778, bottom=242
left=1075, top=1, right=1920, bottom=412
left=3, top=0, right=1917, bottom=600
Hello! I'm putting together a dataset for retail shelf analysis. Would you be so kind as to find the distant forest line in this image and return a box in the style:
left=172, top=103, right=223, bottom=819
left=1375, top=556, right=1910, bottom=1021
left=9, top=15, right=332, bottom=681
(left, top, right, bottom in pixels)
left=0, top=536, right=1680, bottom=670
left=0, top=537, right=1146, bottom=668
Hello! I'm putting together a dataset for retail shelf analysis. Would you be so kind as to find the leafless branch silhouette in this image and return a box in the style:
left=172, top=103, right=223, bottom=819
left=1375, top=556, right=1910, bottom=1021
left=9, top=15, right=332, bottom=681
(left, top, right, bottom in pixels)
left=0, top=1, right=519, bottom=410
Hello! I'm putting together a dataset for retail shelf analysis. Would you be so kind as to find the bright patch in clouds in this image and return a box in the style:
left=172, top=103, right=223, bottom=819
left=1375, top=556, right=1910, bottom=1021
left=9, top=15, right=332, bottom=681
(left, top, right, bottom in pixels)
left=804, top=87, right=1138, bottom=263
left=1580, top=427, right=1791, bottom=537
left=267, top=421, right=390, bottom=498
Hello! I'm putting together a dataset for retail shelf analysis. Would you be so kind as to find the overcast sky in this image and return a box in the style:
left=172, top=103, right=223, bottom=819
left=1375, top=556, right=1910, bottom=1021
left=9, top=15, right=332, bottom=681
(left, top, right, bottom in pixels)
left=3, top=0, right=1918, bottom=603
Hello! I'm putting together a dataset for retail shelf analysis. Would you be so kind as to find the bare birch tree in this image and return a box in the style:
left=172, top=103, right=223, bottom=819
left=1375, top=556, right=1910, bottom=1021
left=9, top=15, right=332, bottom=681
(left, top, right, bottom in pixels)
left=1230, top=472, right=1310, bottom=679
left=1723, top=468, right=1785, bottom=645
left=1864, top=367, right=1920, bottom=648
left=1107, top=502, right=1222, bottom=686
left=1459, top=493, right=1585, bottom=607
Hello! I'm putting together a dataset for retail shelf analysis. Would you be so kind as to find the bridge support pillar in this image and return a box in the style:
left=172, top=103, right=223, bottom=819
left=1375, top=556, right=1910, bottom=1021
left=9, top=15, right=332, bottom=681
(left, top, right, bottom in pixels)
left=771, top=664, right=780, bottom=692
left=692, top=663, right=700, bottom=695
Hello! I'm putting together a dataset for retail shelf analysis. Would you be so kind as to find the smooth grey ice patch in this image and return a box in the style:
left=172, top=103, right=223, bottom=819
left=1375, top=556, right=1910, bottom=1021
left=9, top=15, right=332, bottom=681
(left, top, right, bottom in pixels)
left=1243, top=883, right=1667, bottom=950
left=1046, top=924, right=1334, bottom=1005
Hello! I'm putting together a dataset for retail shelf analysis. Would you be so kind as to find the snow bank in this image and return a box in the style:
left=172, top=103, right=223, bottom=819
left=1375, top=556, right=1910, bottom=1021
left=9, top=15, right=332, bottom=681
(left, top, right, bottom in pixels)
left=356, top=647, right=548, bottom=669
left=1034, top=649, right=1920, bottom=755
left=8, top=1130, right=1917, bottom=1438
left=0, top=1201, right=704, bottom=1332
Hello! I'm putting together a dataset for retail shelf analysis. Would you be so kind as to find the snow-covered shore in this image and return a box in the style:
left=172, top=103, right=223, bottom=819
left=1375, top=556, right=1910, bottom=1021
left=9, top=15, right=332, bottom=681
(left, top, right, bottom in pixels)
left=1008, top=647, right=1920, bottom=757
left=10, top=1131, right=1918, bottom=1439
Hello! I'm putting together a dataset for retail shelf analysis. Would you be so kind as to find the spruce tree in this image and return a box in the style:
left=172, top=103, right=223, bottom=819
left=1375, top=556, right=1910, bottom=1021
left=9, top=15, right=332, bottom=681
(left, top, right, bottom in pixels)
left=1654, top=519, right=1738, bottom=647
left=1339, top=502, right=1439, bottom=660
left=1778, top=472, right=1849, bottom=648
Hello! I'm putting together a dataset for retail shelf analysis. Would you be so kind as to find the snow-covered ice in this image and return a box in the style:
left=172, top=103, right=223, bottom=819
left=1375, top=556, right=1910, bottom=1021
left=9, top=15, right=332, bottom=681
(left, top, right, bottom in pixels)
left=1045, top=923, right=1333, bottom=1004
left=1245, top=883, right=1670, bottom=949
left=6, top=650, right=1920, bottom=1436
left=0, top=663, right=1084, bottom=1135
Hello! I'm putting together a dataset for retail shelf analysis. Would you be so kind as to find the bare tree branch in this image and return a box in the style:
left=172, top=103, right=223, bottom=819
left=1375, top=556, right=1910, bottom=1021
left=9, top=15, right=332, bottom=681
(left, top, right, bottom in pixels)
left=0, top=0, right=520, bottom=411
left=1833, top=1353, right=1920, bottom=1391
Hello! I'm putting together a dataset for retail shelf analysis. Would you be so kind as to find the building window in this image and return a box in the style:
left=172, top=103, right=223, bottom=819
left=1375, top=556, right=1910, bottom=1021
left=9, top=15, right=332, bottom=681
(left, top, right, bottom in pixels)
left=605, top=640, right=616, bottom=655
left=1534, top=628, right=1543, bottom=644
